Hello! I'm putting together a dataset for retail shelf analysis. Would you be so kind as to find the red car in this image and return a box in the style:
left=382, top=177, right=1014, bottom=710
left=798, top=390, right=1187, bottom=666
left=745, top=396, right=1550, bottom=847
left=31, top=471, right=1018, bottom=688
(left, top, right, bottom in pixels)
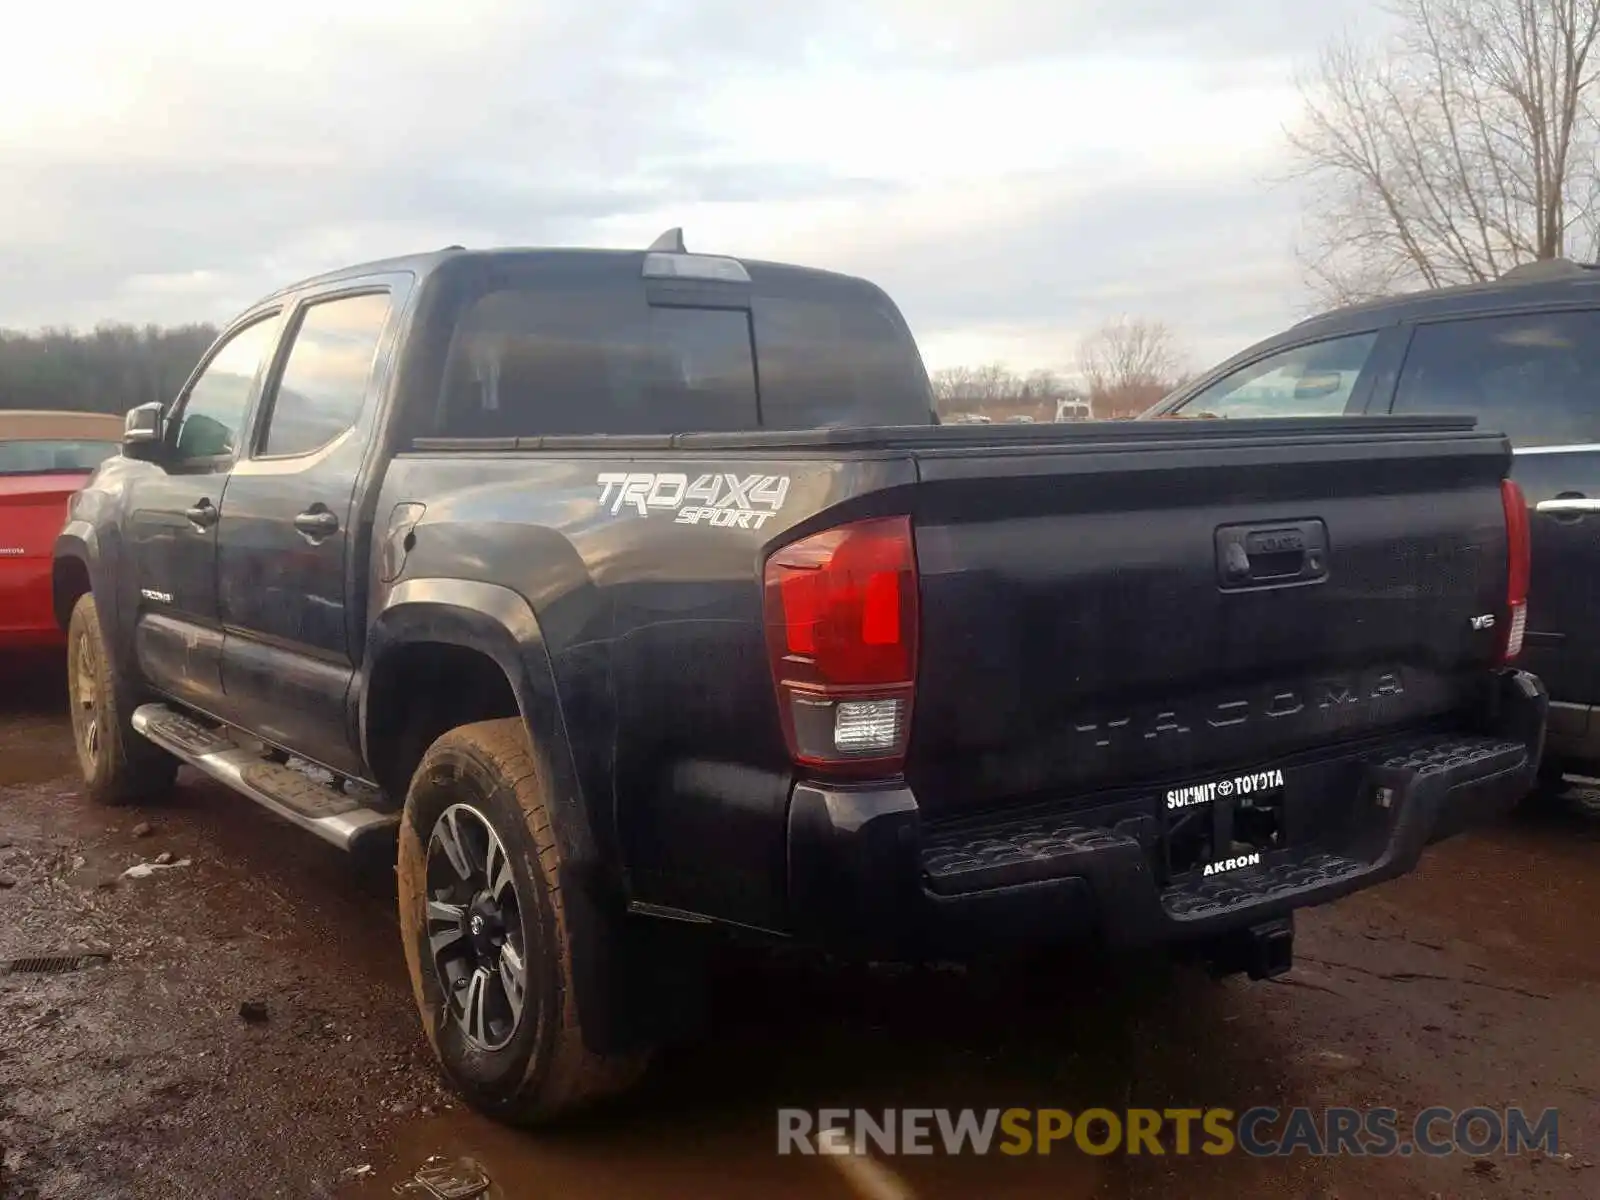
left=0, top=410, right=123, bottom=649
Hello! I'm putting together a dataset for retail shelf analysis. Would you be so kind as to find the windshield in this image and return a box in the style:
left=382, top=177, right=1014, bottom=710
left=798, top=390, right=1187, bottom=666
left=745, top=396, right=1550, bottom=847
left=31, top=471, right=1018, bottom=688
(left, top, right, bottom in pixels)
left=0, top=439, right=119, bottom=476
left=1168, top=332, right=1379, bottom=420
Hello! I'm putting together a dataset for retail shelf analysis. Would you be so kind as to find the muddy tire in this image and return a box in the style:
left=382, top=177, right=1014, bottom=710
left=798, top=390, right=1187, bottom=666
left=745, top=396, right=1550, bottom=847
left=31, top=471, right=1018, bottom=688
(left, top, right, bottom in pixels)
left=397, top=718, right=648, bottom=1125
left=67, top=593, right=179, bottom=806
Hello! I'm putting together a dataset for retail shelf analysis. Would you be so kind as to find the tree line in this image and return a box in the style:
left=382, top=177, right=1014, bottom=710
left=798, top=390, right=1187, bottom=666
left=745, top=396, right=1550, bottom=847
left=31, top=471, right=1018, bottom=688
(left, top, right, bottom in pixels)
left=0, top=323, right=219, bottom=416
left=932, top=316, right=1191, bottom=421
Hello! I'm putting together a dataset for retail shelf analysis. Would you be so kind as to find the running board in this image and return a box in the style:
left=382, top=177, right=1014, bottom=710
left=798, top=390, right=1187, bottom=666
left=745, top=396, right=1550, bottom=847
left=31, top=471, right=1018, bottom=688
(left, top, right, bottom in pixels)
left=130, top=703, right=398, bottom=853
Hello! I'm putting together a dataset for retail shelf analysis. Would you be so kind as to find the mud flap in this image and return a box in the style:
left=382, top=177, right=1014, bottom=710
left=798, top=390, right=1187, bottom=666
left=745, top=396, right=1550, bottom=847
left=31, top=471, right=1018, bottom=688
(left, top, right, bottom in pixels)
left=564, top=872, right=709, bottom=1055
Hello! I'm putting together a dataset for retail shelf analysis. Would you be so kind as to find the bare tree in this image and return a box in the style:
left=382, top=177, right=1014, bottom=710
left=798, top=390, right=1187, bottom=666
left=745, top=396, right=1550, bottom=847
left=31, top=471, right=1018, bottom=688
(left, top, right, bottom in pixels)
left=1076, top=317, right=1189, bottom=417
left=930, top=364, right=1004, bottom=415
left=1290, top=0, right=1600, bottom=307
left=1020, top=368, right=1074, bottom=403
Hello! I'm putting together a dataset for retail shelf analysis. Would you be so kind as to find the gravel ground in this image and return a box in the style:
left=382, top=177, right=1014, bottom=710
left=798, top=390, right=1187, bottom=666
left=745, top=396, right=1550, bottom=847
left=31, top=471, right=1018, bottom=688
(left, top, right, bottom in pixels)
left=1, top=657, right=1596, bottom=1199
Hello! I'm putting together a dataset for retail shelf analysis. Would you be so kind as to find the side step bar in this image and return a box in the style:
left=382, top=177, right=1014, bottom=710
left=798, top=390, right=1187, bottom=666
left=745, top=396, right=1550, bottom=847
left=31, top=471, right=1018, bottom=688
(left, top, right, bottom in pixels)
left=131, top=703, right=398, bottom=853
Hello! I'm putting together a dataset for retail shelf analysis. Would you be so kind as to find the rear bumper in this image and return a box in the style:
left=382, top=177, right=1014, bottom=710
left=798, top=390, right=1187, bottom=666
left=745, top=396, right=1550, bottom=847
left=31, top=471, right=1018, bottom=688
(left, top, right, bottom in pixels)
left=786, top=669, right=1546, bottom=958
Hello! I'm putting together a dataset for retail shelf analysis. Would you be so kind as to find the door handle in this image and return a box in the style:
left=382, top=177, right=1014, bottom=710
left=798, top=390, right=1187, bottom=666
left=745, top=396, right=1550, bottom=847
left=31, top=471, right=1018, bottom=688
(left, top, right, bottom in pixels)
left=185, top=499, right=218, bottom=529
left=293, top=507, right=340, bottom=539
left=1535, top=497, right=1600, bottom=515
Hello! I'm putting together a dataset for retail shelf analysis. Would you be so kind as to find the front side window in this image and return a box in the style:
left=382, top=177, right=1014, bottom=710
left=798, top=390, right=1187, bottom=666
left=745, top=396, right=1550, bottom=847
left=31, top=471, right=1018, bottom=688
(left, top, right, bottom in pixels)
left=1391, top=311, right=1600, bottom=446
left=260, top=292, right=392, bottom=457
left=173, top=317, right=280, bottom=462
left=1172, top=332, right=1379, bottom=419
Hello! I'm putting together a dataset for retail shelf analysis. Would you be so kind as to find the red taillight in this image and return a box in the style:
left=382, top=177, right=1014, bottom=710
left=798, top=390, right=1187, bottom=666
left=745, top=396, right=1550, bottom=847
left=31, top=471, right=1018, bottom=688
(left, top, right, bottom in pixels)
left=763, top=516, right=918, bottom=774
left=1501, top=478, right=1530, bottom=663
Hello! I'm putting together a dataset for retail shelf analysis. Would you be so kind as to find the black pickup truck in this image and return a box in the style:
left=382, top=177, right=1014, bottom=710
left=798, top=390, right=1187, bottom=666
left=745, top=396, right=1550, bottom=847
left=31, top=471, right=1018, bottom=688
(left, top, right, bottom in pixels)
left=53, top=232, right=1545, bottom=1124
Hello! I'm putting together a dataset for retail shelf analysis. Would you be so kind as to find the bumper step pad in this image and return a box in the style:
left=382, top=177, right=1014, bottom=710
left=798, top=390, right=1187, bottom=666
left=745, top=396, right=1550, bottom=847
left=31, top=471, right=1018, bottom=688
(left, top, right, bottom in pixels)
left=921, top=812, right=1143, bottom=896
left=1369, top=734, right=1527, bottom=780
left=916, top=733, right=1532, bottom=932
left=1161, top=852, right=1365, bottom=920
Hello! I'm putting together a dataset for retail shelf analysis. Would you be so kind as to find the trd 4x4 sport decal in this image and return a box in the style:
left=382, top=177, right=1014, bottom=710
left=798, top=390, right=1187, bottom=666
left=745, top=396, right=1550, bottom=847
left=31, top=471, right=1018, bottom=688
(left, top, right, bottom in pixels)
left=596, top=472, right=791, bottom=529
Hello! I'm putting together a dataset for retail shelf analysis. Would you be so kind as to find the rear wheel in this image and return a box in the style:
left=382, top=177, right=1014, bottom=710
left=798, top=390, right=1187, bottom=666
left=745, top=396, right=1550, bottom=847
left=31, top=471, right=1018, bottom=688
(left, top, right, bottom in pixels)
left=66, top=593, right=178, bottom=806
left=396, top=718, right=648, bottom=1125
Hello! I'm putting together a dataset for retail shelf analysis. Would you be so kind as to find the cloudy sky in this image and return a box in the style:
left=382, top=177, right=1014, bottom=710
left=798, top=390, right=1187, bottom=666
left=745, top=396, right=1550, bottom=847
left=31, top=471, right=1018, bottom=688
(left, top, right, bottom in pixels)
left=0, top=0, right=1376, bottom=375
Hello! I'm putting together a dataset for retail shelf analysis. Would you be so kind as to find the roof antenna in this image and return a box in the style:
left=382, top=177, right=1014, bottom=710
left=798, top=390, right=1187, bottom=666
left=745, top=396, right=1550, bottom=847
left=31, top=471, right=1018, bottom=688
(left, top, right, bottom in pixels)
left=647, top=227, right=686, bottom=253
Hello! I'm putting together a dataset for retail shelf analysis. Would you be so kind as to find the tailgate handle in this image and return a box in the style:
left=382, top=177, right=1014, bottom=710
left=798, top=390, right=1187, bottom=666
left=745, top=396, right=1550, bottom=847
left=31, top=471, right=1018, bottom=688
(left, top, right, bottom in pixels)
left=1216, top=520, right=1329, bottom=590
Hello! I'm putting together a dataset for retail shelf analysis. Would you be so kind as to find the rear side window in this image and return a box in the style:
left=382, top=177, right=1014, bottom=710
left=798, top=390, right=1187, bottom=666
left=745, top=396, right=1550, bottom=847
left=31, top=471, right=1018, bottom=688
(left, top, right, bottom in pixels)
left=436, top=284, right=757, bottom=438
left=1173, top=332, right=1379, bottom=419
left=260, top=292, right=392, bottom=457
left=1392, top=311, right=1600, bottom=446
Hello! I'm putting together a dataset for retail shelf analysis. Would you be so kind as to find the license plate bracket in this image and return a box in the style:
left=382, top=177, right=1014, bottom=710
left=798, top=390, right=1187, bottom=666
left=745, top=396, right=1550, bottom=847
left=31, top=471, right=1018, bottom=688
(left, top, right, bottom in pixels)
left=1161, top=768, right=1288, bottom=879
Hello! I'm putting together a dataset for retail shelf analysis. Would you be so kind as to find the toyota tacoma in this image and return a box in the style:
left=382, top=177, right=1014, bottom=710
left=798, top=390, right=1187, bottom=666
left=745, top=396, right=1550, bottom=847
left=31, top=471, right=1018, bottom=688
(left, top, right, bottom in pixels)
left=53, top=231, right=1546, bottom=1124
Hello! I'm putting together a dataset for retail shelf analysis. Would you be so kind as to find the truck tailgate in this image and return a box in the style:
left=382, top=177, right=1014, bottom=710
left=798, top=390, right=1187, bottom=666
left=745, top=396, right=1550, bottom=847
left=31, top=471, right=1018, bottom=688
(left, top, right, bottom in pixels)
left=904, top=419, right=1512, bottom=815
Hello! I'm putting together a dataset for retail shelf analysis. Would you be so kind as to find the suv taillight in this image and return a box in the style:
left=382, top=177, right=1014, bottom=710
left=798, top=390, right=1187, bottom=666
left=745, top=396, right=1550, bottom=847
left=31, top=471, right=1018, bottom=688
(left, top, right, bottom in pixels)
left=763, top=516, right=918, bottom=775
left=1501, top=478, right=1530, bottom=663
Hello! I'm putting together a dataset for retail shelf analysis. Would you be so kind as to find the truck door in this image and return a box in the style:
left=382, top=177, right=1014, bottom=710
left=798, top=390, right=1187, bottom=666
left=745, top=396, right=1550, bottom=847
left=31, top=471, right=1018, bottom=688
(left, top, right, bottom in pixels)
left=214, top=281, right=402, bottom=776
left=1386, top=309, right=1600, bottom=762
left=124, top=313, right=283, bottom=711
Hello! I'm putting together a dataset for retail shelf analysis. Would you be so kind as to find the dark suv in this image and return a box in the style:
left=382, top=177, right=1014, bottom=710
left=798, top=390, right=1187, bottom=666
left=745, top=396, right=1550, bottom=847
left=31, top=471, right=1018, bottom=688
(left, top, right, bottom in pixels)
left=1144, top=258, right=1600, bottom=779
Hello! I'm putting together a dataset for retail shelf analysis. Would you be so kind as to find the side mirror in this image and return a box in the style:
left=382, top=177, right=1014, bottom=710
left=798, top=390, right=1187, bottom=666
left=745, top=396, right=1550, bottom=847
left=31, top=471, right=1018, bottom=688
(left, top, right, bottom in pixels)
left=122, top=402, right=166, bottom=460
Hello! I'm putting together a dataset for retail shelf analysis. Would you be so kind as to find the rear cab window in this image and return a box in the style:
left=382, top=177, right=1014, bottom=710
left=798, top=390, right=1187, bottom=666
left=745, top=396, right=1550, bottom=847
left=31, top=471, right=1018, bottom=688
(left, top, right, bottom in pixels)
left=425, top=253, right=933, bottom=439
left=1390, top=310, right=1600, bottom=446
left=746, top=266, right=934, bottom=430
left=1170, top=332, right=1380, bottom=419
left=434, top=257, right=757, bottom=438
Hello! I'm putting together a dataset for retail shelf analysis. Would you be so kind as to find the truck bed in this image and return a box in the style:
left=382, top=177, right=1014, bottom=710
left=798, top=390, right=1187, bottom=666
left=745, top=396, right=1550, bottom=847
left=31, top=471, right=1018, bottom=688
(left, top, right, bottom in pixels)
left=387, top=413, right=1515, bottom=924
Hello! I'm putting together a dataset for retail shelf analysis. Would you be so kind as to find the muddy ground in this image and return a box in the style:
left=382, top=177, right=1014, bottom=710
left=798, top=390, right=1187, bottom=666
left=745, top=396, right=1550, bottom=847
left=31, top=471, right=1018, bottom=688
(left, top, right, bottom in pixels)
left=1, top=656, right=1596, bottom=1200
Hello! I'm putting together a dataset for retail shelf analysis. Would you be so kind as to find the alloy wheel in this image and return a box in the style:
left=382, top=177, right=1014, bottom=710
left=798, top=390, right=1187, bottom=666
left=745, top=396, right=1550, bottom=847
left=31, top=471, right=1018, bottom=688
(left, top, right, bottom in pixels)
left=423, top=803, right=530, bottom=1051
